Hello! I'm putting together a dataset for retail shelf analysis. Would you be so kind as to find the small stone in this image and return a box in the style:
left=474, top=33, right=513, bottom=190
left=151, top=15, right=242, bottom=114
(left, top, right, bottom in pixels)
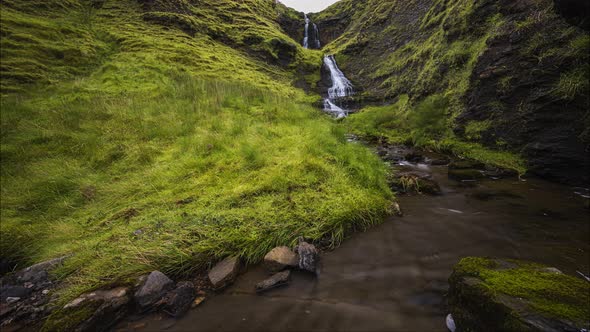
left=6, top=297, right=21, bottom=304
left=263, top=247, right=298, bottom=272
left=24, top=282, right=35, bottom=289
left=159, top=281, right=196, bottom=318
left=208, top=257, right=240, bottom=290
left=42, top=289, right=50, bottom=295
left=134, top=271, right=174, bottom=309
left=296, top=239, right=319, bottom=274
left=191, top=296, right=206, bottom=308
left=133, top=229, right=144, bottom=237
left=255, top=270, right=290, bottom=293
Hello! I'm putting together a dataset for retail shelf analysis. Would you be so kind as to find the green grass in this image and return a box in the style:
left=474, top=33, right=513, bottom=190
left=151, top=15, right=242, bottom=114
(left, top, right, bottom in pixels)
left=344, top=95, right=527, bottom=175
left=0, top=0, right=393, bottom=321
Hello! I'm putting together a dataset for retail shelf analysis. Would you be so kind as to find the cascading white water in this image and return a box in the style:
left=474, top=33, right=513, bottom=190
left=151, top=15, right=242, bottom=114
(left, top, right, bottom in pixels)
left=303, top=14, right=310, bottom=49
left=324, top=55, right=353, bottom=98
left=313, top=23, right=321, bottom=49
left=323, top=55, right=353, bottom=119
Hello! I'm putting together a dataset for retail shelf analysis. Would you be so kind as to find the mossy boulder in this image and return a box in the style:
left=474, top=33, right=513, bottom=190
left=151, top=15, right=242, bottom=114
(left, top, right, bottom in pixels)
left=448, top=257, right=590, bottom=332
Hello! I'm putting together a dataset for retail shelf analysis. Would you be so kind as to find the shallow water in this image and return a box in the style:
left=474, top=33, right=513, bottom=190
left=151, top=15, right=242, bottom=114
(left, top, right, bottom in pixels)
left=119, top=163, right=589, bottom=332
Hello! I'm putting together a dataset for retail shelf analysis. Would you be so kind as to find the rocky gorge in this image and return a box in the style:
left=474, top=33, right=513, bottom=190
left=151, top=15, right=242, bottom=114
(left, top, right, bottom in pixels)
left=0, top=0, right=589, bottom=331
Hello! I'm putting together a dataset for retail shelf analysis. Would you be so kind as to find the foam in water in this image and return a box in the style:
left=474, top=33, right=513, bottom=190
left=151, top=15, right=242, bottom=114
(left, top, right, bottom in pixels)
left=323, top=99, right=347, bottom=119
left=303, top=14, right=310, bottom=49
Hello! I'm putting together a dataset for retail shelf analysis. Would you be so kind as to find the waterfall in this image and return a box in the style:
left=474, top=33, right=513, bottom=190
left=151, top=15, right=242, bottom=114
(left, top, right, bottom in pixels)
left=303, top=14, right=310, bottom=49
left=324, top=55, right=353, bottom=99
left=323, top=55, right=353, bottom=119
left=313, top=23, right=321, bottom=49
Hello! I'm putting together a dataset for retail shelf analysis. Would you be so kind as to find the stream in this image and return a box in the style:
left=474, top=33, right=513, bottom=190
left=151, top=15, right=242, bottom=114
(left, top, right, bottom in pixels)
left=118, top=147, right=589, bottom=332
left=116, top=16, right=589, bottom=332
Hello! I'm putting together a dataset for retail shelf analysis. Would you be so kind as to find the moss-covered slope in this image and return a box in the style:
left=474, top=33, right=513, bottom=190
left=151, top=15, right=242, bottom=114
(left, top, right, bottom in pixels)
left=314, top=0, right=590, bottom=184
left=0, top=0, right=393, bottom=323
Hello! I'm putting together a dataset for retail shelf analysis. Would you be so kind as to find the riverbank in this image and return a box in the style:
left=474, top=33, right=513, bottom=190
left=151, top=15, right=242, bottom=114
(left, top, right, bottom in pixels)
left=113, top=142, right=590, bottom=331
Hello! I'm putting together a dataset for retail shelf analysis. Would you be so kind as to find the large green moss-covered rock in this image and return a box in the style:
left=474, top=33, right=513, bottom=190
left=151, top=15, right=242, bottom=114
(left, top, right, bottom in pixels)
left=448, top=257, right=590, bottom=332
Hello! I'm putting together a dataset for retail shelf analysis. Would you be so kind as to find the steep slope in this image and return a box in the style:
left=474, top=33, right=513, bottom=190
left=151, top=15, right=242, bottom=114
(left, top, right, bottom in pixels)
left=0, top=1, right=392, bottom=325
left=314, top=0, right=589, bottom=184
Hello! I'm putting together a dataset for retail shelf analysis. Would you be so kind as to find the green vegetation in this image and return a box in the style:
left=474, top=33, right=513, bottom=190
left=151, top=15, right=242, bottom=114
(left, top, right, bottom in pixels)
left=454, top=257, right=590, bottom=325
left=0, top=0, right=393, bottom=317
left=345, top=96, right=526, bottom=174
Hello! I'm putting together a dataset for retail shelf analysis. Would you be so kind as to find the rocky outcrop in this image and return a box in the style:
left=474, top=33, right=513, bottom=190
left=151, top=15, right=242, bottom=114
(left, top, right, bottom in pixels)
left=134, top=271, right=174, bottom=310
left=448, top=257, right=590, bottom=332
left=263, top=246, right=299, bottom=272
left=391, top=171, right=441, bottom=195
left=0, top=256, right=68, bottom=330
left=208, top=256, right=240, bottom=290
left=49, top=287, right=131, bottom=332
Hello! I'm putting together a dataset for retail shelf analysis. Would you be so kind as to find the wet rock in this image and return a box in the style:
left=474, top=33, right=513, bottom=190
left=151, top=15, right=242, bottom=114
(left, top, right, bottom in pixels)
left=391, top=171, right=441, bottom=195
left=5, top=297, right=20, bottom=304
left=255, top=270, right=290, bottom=293
left=448, top=168, right=485, bottom=181
left=263, top=247, right=298, bottom=272
left=448, top=160, right=485, bottom=170
left=0, top=286, right=31, bottom=301
left=296, top=239, right=319, bottom=274
left=159, top=281, right=196, bottom=318
left=448, top=257, right=590, bottom=332
left=391, top=201, right=403, bottom=216
left=404, top=152, right=424, bottom=163
left=48, top=287, right=130, bottom=332
left=208, top=256, right=240, bottom=290
left=429, top=157, right=451, bottom=166
left=16, top=256, right=68, bottom=283
left=134, top=271, right=174, bottom=309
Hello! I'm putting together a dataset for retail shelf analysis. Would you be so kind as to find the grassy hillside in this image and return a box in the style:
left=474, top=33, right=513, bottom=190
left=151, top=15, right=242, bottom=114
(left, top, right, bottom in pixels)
left=0, top=0, right=392, bottom=312
left=314, top=0, right=589, bottom=180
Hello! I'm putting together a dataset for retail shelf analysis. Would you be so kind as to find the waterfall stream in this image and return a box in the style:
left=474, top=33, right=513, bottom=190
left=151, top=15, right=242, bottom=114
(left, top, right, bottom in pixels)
left=323, top=55, right=353, bottom=119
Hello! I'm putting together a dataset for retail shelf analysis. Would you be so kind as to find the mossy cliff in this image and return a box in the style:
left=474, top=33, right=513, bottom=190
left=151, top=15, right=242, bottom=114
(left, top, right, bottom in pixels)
left=313, top=0, right=589, bottom=184
left=448, top=257, right=590, bottom=332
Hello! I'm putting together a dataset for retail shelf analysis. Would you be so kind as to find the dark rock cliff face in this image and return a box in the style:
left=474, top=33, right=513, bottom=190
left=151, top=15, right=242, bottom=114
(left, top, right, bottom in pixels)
left=459, top=1, right=590, bottom=183
left=315, top=0, right=590, bottom=185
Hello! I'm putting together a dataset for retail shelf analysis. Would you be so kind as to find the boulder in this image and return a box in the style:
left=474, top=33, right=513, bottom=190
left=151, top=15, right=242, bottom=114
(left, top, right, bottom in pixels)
left=263, top=247, right=298, bottom=272
left=158, top=281, right=196, bottom=318
left=134, top=271, right=174, bottom=309
left=448, top=257, right=590, bottom=332
left=255, top=270, right=290, bottom=293
left=46, top=287, right=130, bottom=332
left=208, top=257, right=240, bottom=290
left=296, top=239, right=319, bottom=274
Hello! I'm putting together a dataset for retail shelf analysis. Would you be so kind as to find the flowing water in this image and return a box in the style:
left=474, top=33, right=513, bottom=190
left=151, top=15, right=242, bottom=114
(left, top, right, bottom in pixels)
left=323, top=55, right=354, bottom=119
left=119, top=151, right=590, bottom=332
left=303, top=14, right=310, bottom=49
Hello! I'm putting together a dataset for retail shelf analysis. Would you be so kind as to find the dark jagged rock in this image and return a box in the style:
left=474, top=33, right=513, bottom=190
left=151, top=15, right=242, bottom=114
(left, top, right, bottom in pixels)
left=134, top=271, right=174, bottom=310
left=448, top=257, right=590, bottom=332
left=296, top=239, right=319, bottom=274
left=255, top=270, right=291, bottom=293
left=448, top=168, right=486, bottom=182
left=0, top=256, right=68, bottom=330
left=263, top=246, right=299, bottom=272
left=208, top=256, right=240, bottom=290
left=46, top=287, right=130, bottom=332
left=158, top=281, right=196, bottom=318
